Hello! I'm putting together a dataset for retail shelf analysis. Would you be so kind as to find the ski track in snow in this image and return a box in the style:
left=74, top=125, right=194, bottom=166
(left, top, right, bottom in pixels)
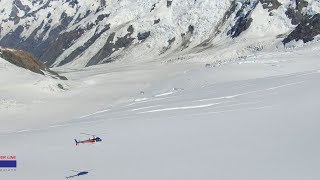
left=138, top=102, right=225, bottom=114
left=187, top=105, right=277, bottom=117
left=124, top=97, right=171, bottom=107
left=130, top=105, right=164, bottom=112
left=79, top=109, right=111, bottom=119
left=154, top=91, right=175, bottom=97
left=266, top=81, right=304, bottom=90
left=0, top=79, right=306, bottom=136
left=196, top=81, right=304, bottom=102
left=161, top=105, right=277, bottom=120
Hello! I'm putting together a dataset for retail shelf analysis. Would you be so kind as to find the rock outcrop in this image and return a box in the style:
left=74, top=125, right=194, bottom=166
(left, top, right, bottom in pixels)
left=0, top=47, right=67, bottom=80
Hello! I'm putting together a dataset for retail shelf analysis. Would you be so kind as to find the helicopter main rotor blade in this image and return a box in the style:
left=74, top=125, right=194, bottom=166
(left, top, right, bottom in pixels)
left=80, top=133, right=96, bottom=137
left=70, top=170, right=79, bottom=173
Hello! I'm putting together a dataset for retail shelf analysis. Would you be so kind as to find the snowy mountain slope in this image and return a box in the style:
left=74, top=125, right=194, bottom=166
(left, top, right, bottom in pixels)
left=1, top=46, right=320, bottom=179
left=0, top=56, right=69, bottom=125
left=0, top=0, right=320, bottom=68
left=1, top=1, right=320, bottom=179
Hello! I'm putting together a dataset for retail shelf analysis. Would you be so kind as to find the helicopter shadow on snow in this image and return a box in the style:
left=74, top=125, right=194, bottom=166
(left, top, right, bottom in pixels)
left=66, top=170, right=92, bottom=179
left=65, top=133, right=102, bottom=178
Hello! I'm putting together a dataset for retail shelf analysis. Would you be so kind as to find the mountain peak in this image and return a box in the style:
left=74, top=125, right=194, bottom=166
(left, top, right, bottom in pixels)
left=0, top=0, right=319, bottom=68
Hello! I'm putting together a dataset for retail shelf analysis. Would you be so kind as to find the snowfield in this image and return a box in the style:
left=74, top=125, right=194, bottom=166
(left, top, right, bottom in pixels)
left=1, top=44, right=320, bottom=179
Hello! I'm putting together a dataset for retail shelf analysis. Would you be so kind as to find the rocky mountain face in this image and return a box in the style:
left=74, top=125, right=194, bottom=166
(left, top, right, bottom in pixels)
left=0, top=47, right=67, bottom=80
left=0, top=0, right=319, bottom=68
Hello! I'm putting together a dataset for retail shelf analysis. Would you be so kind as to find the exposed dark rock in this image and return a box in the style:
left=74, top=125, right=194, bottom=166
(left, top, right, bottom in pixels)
left=137, top=31, right=151, bottom=42
left=200, top=0, right=258, bottom=44
left=100, top=0, right=106, bottom=7
left=86, top=33, right=116, bottom=66
left=60, top=12, right=68, bottom=21
left=229, top=16, right=253, bottom=38
left=160, top=37, right=176, bottom=54
left=40, top=28, right=85, bottom=66
left=188, top=25, right=194, bottom=33
left=15, top=0, right=31, bottom=13
left=168, top=37, right=176, bottom=45
left=14, top=21, right=47, bottom=59
left=95, top=14, right=110, bottom=24
left=22, top=0, right=51, bottom=19
left=87, top=25, right=135, bottom=66
left=227, top=1, right=258, bottom=38
left=58, top=24, right=111, bottom=66
left=199, top=1, right=238, bottom=47
left=154, top=18, right=160, bottom=24
left=0, top=26, right=24, bottom=47
left=57, top=83, right=65, bottom=89
left=283, top=14, right=320, bottom=44
left=259, top=0, right=282, bottom=12
left=151, top=3, right=156, bottom=12
left=11, top=0, right=31, bottom=24
left=296, top=0, right=309, bottom=12
left=37, top=14, right=79, bottom=66
left=9, top=4, right=20, bottom=25
left=127, top=25, right=134, bottom=34
left=47, top=12, right=52, bottom=18
left=167, top=0, right=173, bottom=8
left=73, top=10, right=91, bottom=25
left=285, top=0, right=309, bottom=25
left=66, top=0, right=79, bottom=8
left=181, top=25, right=194, bottom=50
left=31, top=0, right=45, bottom=6
left=114, top=33, right=135, bottom=48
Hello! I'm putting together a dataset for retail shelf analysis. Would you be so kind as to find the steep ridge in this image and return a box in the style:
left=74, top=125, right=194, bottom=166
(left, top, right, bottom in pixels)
left=0, top=0, right=319, bottom=68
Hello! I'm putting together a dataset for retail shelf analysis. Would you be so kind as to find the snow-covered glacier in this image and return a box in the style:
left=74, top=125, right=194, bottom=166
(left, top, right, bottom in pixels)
left=1, top=1, right=320, bottom=180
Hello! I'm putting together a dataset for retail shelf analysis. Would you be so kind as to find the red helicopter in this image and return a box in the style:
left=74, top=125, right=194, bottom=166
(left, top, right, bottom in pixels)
left=74, top=133, right=102, bottom=145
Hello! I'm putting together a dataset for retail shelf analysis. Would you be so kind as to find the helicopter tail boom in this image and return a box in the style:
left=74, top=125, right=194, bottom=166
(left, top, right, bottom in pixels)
left=74, top=139, right=79, bottom=146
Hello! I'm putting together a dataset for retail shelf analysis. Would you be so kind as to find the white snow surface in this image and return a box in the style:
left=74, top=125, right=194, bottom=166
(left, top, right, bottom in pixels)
left=1, top=42, right=320, bottom=179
